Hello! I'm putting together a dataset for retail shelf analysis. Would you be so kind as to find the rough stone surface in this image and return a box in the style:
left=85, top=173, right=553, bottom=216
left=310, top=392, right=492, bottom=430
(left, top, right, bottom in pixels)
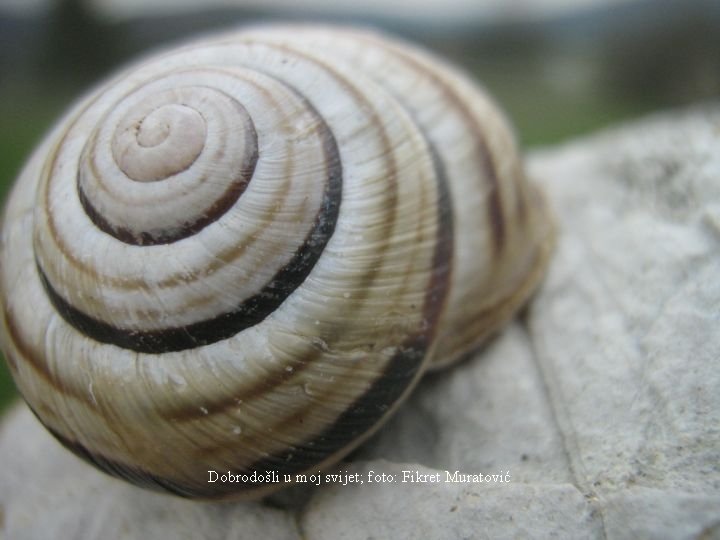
left=301, top=461, right=601, bottom=540
left=2, top=105, right=719, bottom=539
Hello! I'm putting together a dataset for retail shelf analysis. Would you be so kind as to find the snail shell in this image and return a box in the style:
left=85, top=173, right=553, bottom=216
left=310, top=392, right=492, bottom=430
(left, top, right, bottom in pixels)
left=0, top=25, right=553, bottom=499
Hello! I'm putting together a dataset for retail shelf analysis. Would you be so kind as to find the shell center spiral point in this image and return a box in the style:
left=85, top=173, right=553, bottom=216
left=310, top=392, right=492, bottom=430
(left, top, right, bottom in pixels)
left=112, top=101, right=207, bottom=183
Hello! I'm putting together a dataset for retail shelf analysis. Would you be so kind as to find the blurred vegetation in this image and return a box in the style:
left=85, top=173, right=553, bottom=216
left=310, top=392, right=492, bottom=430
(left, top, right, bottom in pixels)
left=0, top=0, right=719, bottom=410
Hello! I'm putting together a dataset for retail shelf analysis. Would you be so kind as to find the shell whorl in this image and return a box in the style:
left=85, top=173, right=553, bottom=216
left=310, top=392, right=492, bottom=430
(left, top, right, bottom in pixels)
left=0, top=25, right=553, bottom=499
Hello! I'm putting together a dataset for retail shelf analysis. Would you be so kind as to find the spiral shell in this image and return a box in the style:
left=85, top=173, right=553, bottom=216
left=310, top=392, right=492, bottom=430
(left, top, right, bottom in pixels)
left=0, top=25, right=553, bottom=499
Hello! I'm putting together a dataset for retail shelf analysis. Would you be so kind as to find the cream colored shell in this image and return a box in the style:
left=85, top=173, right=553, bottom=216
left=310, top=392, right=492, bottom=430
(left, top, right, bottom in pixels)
left=0, top=25, right=554, bottom=499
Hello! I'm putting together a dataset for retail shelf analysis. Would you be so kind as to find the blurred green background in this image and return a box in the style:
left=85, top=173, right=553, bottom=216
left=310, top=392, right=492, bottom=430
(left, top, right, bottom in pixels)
left=0, top=0, right=719, bottom=410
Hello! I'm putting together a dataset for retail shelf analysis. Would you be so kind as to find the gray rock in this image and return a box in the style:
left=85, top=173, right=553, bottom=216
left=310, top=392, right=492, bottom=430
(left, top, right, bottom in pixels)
left=2, top=105, right=719, bottom=539
left=301, top=461, right=601, bottom=540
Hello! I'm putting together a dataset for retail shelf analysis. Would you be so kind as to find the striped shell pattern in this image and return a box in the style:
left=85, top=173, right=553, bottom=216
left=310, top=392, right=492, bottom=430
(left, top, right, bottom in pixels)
left=0, top=25, right=554, bottom=499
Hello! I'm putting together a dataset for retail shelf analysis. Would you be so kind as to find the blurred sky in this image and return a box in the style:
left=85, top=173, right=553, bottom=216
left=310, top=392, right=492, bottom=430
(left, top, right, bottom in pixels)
left=0, top=0, right=644, bottom=22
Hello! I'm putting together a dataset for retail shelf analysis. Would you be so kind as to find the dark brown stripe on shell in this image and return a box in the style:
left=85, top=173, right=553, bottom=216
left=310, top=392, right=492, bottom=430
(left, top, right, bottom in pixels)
left=80, top=144, right=259, bottom=246
left=251, top=40, right=402, bottom=311
left=443, top=230, right=550, bottom=355
left=514, top=160, right=529, bottom=224
left=354, top=33, right=507, bottom=253
left=42, top=71, right=289, bottom=288
left=38, top=117, right=341, bottom=354
left=77, top=96, right=259, bottom=246
left=486, top=183, right=505, bottom=255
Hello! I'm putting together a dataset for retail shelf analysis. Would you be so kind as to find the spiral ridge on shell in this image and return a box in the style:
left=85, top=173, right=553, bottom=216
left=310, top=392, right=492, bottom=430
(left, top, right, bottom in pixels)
left=0, top=25, right=554, bottom=499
